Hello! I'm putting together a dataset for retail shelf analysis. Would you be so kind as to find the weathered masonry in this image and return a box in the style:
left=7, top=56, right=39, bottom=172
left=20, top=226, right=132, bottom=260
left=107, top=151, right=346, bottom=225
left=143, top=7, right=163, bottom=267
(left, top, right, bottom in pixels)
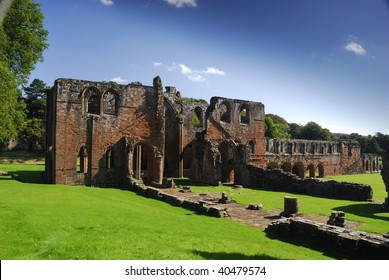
left=264, top=138, right=368, bottom=178
left=45, top=77, right=376, bottom=189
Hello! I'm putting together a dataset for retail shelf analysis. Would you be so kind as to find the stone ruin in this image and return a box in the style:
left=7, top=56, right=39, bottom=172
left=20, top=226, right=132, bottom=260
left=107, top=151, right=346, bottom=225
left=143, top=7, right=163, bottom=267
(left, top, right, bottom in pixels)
left=381, top=148, right=389, bottom=211
left=280, top=196, right=299, bottom=217
left=327, top=211, right=346, bottom=227
left=45, top=76, right=377, bottom=202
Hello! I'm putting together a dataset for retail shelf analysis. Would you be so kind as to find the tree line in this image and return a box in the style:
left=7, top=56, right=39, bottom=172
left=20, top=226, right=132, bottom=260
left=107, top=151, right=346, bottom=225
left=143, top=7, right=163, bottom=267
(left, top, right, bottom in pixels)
left=265, top=114, right=389, bottom=156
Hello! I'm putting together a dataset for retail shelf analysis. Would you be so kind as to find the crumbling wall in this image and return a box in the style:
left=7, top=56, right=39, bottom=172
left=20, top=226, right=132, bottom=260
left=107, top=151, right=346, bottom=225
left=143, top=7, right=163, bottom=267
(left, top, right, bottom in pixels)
left=265, top=138, right=363, bottom=178
left=265, top=217, right=389, bottom=259
left=46, top=77, right=166, bottom=186
left=190, top=132, right=222, bottom=185
left=239, top=164, right=373, bottom=201
left=206, top=97, right=266, bottom=167
left=382, top=149, right=389, bottom=210
left=362, top=153, right=380, bottom=173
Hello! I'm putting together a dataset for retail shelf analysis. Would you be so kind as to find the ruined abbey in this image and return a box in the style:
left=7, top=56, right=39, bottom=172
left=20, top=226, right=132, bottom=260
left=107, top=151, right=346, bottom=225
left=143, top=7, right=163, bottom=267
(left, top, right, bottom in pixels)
left=45, top=76, right=379, bottom=191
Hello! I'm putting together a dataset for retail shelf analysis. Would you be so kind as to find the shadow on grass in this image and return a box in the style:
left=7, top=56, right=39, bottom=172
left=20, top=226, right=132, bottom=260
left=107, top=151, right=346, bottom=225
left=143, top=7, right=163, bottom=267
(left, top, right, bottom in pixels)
left=333, top=203, right=389, bottom=222
left=193, top=250, right=279, bottom=260
left=264, top=232, right=349, bottom=260
left=7, top=170, right=44, bottom=184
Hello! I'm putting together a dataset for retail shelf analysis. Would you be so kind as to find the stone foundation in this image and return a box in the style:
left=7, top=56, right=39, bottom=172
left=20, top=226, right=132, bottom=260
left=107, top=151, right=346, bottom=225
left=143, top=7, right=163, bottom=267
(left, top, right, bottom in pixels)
left=128, top=178, right=227, bottom=218
left=265, top=217, right=389, bottom=259
left=240, top=165, right=373, bottom=201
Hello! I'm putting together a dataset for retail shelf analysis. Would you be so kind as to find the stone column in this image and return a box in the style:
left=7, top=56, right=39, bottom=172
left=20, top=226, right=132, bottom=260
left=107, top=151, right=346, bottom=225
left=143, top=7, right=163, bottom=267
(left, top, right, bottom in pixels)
left=178, top=122, right=184, bottom=178
left=136, top=145, right=142, bottom=180
left=155, top=151, right=163, bottom=185
left=382, top=149, right=389, bottom=211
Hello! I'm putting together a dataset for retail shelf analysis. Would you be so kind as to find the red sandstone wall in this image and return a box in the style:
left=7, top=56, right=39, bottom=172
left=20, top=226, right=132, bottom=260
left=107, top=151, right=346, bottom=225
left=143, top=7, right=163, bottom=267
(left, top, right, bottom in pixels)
left=49, top=78, right=165, bottom=186
left=206, top=97, right=266, bottom=167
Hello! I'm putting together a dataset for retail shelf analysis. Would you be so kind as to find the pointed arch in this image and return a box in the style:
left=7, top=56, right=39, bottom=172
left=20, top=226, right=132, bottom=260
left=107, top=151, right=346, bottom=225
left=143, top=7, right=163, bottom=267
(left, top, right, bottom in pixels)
left=192, top=107, right=203, bottom=127
left=281, top=162, right=292, bottom=173
left=103, top=89, right=119, bottom=115
left=239, top=103, right=250, bottom=124
left=220, top=101, right=231, bottom=123
left=292, top=162, right=305, bottom=179
left=77, top=146, right=88, bottom=173
left=83, top=87, right=101, bottom=115
left=306, top=163, right=316, bottom=178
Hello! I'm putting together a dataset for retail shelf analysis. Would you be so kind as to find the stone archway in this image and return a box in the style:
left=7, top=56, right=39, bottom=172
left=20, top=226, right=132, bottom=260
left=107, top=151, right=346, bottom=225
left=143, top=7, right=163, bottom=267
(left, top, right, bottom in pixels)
left=281, top=162, right=292, bottom=173
left=307, top=163, right=316, bottom=178
left=292, top=162, right=305, bottom=179
left=133, top=143, right=154, bottom=184
left=228, top=169, right=235, bottom=184
left=267, top=162, right=278, bottom=170
left=317, top=163, right=325, bottom=178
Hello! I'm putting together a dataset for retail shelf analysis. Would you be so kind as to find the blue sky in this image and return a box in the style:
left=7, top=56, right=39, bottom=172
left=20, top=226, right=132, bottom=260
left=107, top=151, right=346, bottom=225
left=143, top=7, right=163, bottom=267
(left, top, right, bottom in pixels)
left=31, top=0, right=389, bottom=135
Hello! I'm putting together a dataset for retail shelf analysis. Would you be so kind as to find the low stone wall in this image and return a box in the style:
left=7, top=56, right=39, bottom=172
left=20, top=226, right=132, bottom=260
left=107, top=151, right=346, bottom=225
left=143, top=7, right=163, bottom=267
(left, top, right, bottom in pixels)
left=241, top=165, right=373, bottom=201
left=128, top=178, right=227, bottom=218
left=265, top=217, right=389, bottom=259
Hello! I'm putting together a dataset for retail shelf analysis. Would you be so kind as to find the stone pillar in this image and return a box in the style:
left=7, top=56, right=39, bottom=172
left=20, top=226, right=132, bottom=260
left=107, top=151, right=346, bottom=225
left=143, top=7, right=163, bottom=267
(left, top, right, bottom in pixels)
left=382, top=149, right=389, bottom=211
left=136, top=145, right=142, bottom=180
left=155, top=152, right=164, bottom=185
left=281, top=196, right=299, bottom=217
left=178, top=122, right=184, bottom=178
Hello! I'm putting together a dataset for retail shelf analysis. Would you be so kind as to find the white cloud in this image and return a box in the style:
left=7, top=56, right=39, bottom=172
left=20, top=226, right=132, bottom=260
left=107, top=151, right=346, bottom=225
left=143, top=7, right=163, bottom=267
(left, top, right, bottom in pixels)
left=162, top=0, right=197, bottom=8
left=153, top=62, right=225, bottom=83
left=202, top=67, right=226, bottom=76
left=110, top=76, right=127, bottom=83
left=188, top=74, right=206, bottom=82
left=100, top=0, right=114, bottom=6
left=344, top=42, right=367, bottom=56
left=178, top=64, right=193, bottom=75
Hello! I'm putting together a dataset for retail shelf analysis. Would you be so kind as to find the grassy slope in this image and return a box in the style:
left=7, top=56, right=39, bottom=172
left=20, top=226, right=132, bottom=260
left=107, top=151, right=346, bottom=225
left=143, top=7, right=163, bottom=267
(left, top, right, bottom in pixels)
left=0, top=174, right=336, bottom=260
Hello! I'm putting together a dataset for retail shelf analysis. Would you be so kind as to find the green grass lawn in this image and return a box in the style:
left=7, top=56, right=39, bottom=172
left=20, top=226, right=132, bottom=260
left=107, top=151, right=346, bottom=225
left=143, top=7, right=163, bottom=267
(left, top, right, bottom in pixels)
left=0, top=163, right=388, bottom=260
left=0, top=169, right=341, bottom=260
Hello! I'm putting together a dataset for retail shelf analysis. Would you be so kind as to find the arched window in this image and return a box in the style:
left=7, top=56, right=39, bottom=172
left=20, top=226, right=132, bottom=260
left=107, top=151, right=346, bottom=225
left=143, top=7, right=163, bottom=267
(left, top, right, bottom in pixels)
left=103, top=90, right=118, bottom=115
left=220, top=102, right=231, bottom=123
left=240, top=104, right=250, bottom=124
left=85, top=88, right=101, bottom=115
left=192, top=107, right=203, bottom=127
left=249, top=140, right=255, bottom=154
left=106, top=147, right=114, bottom=169
left=77, top=146, right=88, bottom=173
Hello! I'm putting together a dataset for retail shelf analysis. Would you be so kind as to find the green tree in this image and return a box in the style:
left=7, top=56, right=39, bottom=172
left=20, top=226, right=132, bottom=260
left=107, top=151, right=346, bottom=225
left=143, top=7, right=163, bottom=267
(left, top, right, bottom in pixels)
left=289, top=123, right=303, bottom=139
left=0, top=0, right=48, bottom=149
left=0, top=62, right=25, bottom=145
left=1, top=0, right=48, bottom=86
left=265, top=115, right=291, bottom=139
left=18, top=78, right=49, bottom=151
left=300, top=121, right=334, bottom=141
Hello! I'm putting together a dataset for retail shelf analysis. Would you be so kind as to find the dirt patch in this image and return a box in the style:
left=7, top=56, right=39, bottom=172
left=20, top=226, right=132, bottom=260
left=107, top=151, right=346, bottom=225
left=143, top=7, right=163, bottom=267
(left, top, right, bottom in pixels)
left=161, top=186, right=365, bottom=231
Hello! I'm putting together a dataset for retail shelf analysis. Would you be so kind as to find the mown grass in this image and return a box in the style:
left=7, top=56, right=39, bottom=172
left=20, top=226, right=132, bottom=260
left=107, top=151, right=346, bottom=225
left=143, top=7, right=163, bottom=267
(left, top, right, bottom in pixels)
left=1, top=162, right=388, bottom=260
left=0, top=169, right=341, bottom=260
left=0, top=163, right=45, bottom=183
left=185, top=173, right=389, bottom=234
